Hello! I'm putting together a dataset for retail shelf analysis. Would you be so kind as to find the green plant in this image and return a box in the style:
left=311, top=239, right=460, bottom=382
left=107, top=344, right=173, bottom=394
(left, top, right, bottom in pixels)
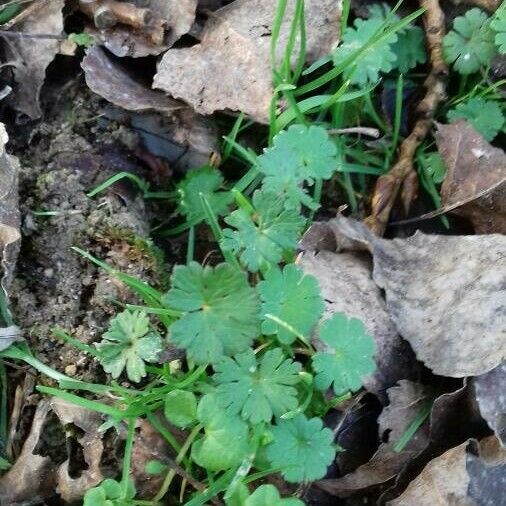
left=447, top=96, right=505, bottom=141
left=443, top=8, right=496, bottom=74
left=96, top=310, right=163, bottom=383
left=491, top=6, right=506, bottom=53
left=83, top=479, right=136, bottom=506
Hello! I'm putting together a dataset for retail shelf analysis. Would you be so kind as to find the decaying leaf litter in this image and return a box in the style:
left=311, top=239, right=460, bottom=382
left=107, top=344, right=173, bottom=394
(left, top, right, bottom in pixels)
left=0, top=0, right=504, bottom=504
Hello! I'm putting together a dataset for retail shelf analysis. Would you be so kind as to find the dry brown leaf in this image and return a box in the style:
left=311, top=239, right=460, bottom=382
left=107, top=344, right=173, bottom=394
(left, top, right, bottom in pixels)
left=0, top=123, right=22, bottom=349
left=153, top=0, right=342, bottom=122
left=329, top=216, right=506, bottom=378
left=472, top=363, right=506, bottom=447
left=436, top=121, right=506, bottom=234
left=299, top=250, right=418, bottom=398
left=388, top=442, right=471, bottom=506
left=318, top=381, right=431, bottom=497
left=0, top=398, right=104, bottom=504
left=3, top=0, right=64, bottom=119
left=82, top=46, right=181, bottom=113
left=89, top=0, right=198, bottom=58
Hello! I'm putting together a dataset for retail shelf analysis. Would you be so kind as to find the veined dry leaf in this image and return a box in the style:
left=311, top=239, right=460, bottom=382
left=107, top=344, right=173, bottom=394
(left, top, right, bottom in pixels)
left=329, top=217, right=506, bottom=378
left=0, top=398, right=104, bottom=504
left=82, top=46, right=181, bottom=114
left=388, top=442, right=471, bottom=506
left=436, top=121, right=506, bottom=234
left=299, top=250, right=418, bottom=398
left=318, top=381, right=431, bottom=497
left=473, top=363, right=506, bottom=447
left=0, top=123, right=23, bottom=349
left=89, top=0, right=197, bottom=58
left=153, top=0, right=342, bottom=122
left=3, top=0, right=64, bottom=118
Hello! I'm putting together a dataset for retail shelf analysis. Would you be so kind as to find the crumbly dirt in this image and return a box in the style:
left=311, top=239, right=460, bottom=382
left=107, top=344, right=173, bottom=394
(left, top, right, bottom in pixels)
left=8, top=82, right=169, bottom=384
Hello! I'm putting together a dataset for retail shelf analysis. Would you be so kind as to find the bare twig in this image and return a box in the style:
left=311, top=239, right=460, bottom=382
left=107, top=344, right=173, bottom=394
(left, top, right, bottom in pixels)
left=448, top=0, right=500, bottom=12
left=328, top=127, right=381, bottom=138
left=365, top=0, right=448, bottom=235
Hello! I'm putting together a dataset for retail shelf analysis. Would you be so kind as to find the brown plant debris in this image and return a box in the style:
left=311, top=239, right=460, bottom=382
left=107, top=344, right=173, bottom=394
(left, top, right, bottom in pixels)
left=365, top=0, right=448, bottom=235
left=329, top=216, right=506, bottom=377
left=153, top=0, right=342, bottom=123
left=436, top=121, right=506, bottom=234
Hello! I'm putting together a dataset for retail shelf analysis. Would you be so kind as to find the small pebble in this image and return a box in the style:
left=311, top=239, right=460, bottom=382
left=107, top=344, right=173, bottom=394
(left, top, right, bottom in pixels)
left=65, top=364, right=77, bottom=376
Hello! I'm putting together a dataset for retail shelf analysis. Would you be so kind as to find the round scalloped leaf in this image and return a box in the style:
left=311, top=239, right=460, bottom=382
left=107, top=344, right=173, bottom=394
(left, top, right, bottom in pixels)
left=214, top=348, right=301, bottom=424
left=443, top=8, right=496, bottom=74
left=447, top=97, right=505, bottom=141
left=191, top=394, right=249, bottom=471
left=333, top=17, right=398, bottom=85
left=164, top=262, right=260, bottom=364
left=265, top=414, right=335, bottom=483
left=222, top=190, right=306, bottom=272
left=256, top=125, right=338, bottom=209
left=258, top=264, right=324, bottom=344
left=491, top=7, right=506, bottom=54
left=164, top=389, right=197, bottom=428
left=312, top=313, right=376, bottom=395
left=245, top=485, right=305, bottom=506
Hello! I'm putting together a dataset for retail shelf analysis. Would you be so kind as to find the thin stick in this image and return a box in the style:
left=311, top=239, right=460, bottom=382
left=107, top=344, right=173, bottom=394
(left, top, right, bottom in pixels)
left=328, top=127, right=380, bottom=138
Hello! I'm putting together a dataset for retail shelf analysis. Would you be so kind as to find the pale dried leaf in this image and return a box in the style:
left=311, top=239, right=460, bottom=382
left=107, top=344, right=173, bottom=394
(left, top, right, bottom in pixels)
left=388, top=443, right=471, bottom=506
left=299, top=250, right=417, bottom=398
left=0, top=123, right=22, bottom=347
left=82, top=46, right=181, bottom=113
left=437, top=121, right=506, bottom=234
left=318, top=381, right=431, bottom=497
left=4, top=0, right=64, bottom=118
left=89, top=0, right=197, bottom=58
left=329, top=217, right=506, bottom=377
left=473, top=363, right=506, bottom=446
left=154, top=0, right=342, bottom=122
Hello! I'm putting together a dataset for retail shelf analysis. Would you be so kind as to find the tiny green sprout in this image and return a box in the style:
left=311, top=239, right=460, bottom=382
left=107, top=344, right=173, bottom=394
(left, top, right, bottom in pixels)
left=244, top=484, right=305, bottom=505
left=266, top=414, right=335, bottom=483
left=447, top=97, right=505, bottom=142
left=68, top=32, right=96, bottom=48
left=443, top=8, right=496, bottom=74
left=96, top=310, right=163, bottom=383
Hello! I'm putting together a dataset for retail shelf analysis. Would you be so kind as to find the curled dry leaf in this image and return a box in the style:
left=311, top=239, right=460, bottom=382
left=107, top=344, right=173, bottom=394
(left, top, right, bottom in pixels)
left=388, top=442, right=471, bottom=506
left=82, top=46, right=181, bottom=114
left=298, top=249, right=418, bottom=399
left=436, top=121, right=506, bottom=234
left=3, top=0, right=64, bottom=119
left=88, top=0, right=198, bottom=58
left=318, top=381, right=431, bottom=497
left=0, top=123, right=23, bottom=349
left=0, top=398, right=104, bottom=504
left=329, top=216, right=506, bottom=378
left=388, top=436, right=506, bottom=506
left=153, top=0, right=342, bottom=122
left=472, top=363, right=506, bottom=447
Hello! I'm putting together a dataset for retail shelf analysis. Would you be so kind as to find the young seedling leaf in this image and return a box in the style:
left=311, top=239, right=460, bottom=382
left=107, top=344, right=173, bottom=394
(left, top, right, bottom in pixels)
left=367, top=4, right=426, bottom=73
left=245, top=484, right=305, bottom=505
left=491, top=7, right=506, bottom=53
left=265, top=414, right=335, bottom=483
left=256, top=125, right=339, bottom=209
left=443, top=8, right=496, bottom=74
left=222, top=190, right=305, bottom=272
left=164, top=389, right=197, bottom=428
left=447, top=97, right=505, bottom=142
left=176, top=166, right=233, bottom=223
left=333, top=17, right=398, bottom=85
left=258, top=264, right=324, bottom=344
left=83, top=478, right=136, bottom=506
left=164, top=262, right=260, bottom=364
left=96, top=310, right=163, bottom=383
left=312, top=313, right=376, bottom=395
left=191, top=394, right=249, bottom=472
left=214, top=348, right=301, bottom=424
